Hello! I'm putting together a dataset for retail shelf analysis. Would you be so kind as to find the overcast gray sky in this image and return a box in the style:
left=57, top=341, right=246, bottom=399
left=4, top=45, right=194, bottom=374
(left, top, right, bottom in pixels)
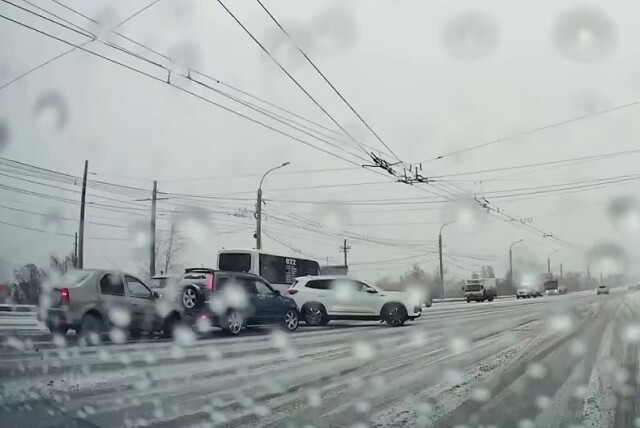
left=1, top=0, right=639, bottom=283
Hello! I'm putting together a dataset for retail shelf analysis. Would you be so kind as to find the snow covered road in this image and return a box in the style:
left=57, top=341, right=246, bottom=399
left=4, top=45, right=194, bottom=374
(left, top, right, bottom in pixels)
left=1, top=290, right=638, bottom=427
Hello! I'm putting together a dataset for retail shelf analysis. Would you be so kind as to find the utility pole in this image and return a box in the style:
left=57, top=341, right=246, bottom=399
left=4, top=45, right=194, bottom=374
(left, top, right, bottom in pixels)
left=73, top=233, right=78, bottom=268
left=78, top=160, right=88, bottom=269
left=600, top=272, right=603, bottom=282
left=547, top=250, right=558, bottom=279
left=150, top=180, right=157, bottom=277
left=509, top=239, right=523, bottom=287
left=340, top=239, right=351, bottom=268
left=560, top=263, right=563, bottom=278
left=438, top=221, right=456, bottom=299
left=587, top=265, right=591, bottom=278
left=256, top=162, right=290, bottom=250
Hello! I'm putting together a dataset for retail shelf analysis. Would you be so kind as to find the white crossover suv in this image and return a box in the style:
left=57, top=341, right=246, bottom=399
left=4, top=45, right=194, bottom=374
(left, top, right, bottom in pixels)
left=287, top=276, right=423, bottom=327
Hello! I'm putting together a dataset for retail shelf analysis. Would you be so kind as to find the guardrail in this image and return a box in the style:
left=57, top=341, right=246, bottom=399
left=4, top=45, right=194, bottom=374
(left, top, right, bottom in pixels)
left=0, top=304, right=37, bottom=313
left=432, top=295, right=515, bottom=304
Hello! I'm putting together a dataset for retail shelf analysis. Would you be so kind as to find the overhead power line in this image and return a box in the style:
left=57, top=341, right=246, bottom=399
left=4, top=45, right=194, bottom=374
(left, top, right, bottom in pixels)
left=0, top=218, right=129, bottom=241
left=425, top=104, right=640, bottom=163
left=254, top=0, right=402, bottom=162
left=431, top=148, right=640, bottom=179
left=215, top=0, right=372, bottom=157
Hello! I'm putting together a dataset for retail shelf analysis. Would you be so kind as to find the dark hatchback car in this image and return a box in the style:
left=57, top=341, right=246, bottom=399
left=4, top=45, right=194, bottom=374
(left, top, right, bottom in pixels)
left=177, top=268, right=299, bottom=335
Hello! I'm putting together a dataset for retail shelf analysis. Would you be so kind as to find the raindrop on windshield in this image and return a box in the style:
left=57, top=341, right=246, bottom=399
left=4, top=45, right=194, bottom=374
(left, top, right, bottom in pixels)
left=108, top=307, right=131, bottom=328
left=552, top=6, right=617, bottom=63
left=607, top=196, right=640, bottom=234
left=470, top=387, right=491, bottom=402
left=32, top=91, right=69, bottom=133
left=441, top=10, right=500, bottom=61
left=525, top=362, right=548, bottom=379
left=352, top=341, right=374, bottom=361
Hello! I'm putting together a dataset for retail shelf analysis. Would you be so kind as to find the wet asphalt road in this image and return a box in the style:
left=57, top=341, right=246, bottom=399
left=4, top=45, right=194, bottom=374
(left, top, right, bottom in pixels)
left=1, top=289, right=638, bottom=428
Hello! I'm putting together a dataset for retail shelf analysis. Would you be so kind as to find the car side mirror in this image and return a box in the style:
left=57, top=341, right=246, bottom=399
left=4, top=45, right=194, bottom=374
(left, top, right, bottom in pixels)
left=273, top=290, right=281, bottom=296
left=366, top=288, right=377, bottom=294
left=152, top=291, right=160, bottom=299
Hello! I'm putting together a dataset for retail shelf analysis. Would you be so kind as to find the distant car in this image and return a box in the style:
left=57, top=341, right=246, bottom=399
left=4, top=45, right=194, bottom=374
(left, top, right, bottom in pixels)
left=516, top=288, right=532, bottom=299
left=177, top=268, right=299, bottom=335
left=37, top=269, right=183, bottom=342
left=149, top=274, right=179, bottom=298
left=287, top=275, right=422, bottom=327
left=596, top=284, right=610, bottom=295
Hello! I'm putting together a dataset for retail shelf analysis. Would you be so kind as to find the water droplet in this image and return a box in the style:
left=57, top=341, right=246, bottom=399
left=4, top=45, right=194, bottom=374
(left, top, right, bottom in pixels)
left=253, top=404, right=271, bottom=417
left=222, top=282, right=249, bottom=309
left=470, top=387, right=491, bottom=402
left=548, top=313, right=575, bottom=333
left=354, top=400, right=370, bottom=413
left=442, top=367, right=464, bottom=384
left=526, top=362, right=548, bottom=379
left=52, top=334, right=66, bottom=348
left=552, top=7, right=617, bottom=63
left=168, top=41, right=201, bottom=75
left=536, top=395, right=552, bottom=409
left=91, top=8, right=119, bottom=40
left=108, top=307, right=131, bottom=328
left=108, top=328, right=127, bottom=344
left=570, top=339, right=587, bottom=357
left=448, top=336, right=470, bottom=354
left=307, top=388, right=322, bottom=407
left=608, top=196, right=640, bottom=234
left=574, top=384, right=588, bottom=398
left=32, top=91, right=69, bottom=133
left=441, top=11, right=500, bottom=61
left=586, top=242, right=628, bottom=275
left=570, top=90, right=610, bottom=116
left=352, top=341, right=374, bottom=361
left=623, top=324, right=640, bottom=343
left=174, top=325, right=196, bottom=346
left=518, top=419, right=535, bottom=428
left=334, top=279, right=355, bottom=303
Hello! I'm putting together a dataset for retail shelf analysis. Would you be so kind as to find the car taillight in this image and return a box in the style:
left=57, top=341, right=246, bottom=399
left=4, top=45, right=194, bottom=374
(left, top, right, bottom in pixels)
left=207, top=274, right=215, bottom=292
left=288, top=289, right=298, bottom=295
left=61, top=288, right=70, bottom=306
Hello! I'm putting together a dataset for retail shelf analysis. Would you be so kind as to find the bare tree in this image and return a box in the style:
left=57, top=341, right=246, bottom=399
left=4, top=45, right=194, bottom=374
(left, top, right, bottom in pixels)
left=156, top=221, right=186, bottom=275
left=49, top=252, right=76, bottom=275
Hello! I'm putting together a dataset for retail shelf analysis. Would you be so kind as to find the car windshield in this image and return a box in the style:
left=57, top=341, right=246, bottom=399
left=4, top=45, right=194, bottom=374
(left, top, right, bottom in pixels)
left=3, top=2, right=635, bottom=427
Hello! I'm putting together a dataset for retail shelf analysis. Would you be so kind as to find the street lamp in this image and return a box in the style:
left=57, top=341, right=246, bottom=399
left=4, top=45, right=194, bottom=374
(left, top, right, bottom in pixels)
left=509, top=239, right=524, bottom=287
left=438, top=220, right=456, bottom=298
left=256, top=162, right=290, bottom=250
left=547, top=249, right=559, bottom=278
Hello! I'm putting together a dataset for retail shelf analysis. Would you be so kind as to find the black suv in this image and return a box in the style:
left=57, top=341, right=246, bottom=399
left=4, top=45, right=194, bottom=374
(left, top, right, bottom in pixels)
left=178, top=268, right=299, bottom=335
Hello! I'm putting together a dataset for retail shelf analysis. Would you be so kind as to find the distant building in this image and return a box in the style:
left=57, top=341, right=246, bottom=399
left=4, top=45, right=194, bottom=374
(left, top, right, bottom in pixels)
left=321, top=265, right=348, bottom=276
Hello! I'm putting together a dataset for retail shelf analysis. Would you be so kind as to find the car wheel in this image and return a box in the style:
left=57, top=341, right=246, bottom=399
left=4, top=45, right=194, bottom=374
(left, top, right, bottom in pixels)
left=47, top=323, right=68, bottom=335
left=487, top=296, right=494, bottom=302
left=466, top=298, right=471, bottom=303
left=223, top=310, right=244, bottom=336
left=182, top=285, right=204, bottom=312
left=162, top=314, right=183, bottom=339
left=303, top=303, right=327, bottom=326
left=384, top=304, right=408, bottom=327
left=79, top=313, right=104, bottom=346
left=283, top=309, right=299, bottom=332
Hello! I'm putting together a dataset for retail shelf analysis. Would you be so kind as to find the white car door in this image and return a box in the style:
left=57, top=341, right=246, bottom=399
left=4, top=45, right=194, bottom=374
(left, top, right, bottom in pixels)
left=302, top=278, right=336, bottom=314
left=346, top=280, right=381, bottom=315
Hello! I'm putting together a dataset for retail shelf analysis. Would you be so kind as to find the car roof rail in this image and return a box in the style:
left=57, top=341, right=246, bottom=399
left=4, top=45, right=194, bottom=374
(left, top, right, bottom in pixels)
left=184, top=267, right=215, bottom=273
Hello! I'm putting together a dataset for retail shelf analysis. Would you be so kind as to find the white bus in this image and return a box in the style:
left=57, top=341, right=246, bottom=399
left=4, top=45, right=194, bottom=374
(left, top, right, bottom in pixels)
left=217, top=249, right=321, bottom=292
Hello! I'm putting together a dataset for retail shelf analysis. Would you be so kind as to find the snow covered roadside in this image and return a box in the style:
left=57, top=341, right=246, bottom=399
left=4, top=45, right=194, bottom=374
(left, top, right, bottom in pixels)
left=581, top=321, right=616, bottom=428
